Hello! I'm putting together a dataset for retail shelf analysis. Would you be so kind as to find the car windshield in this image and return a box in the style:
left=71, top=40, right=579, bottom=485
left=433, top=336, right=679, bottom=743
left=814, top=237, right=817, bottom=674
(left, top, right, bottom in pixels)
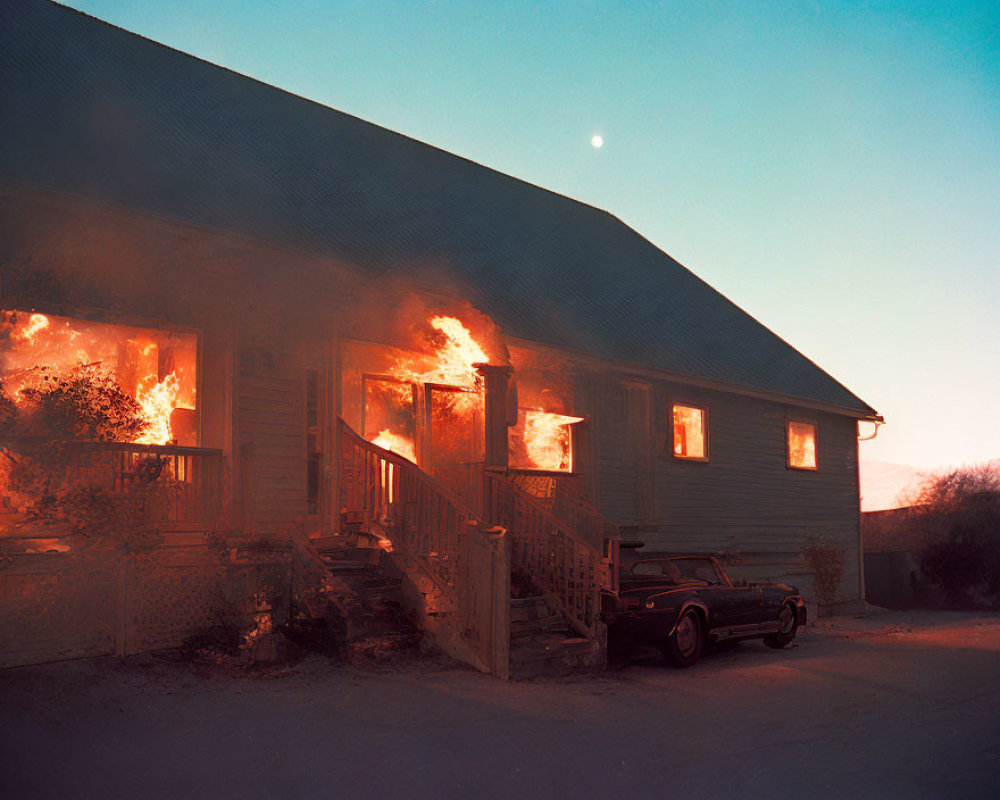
left=628, top=557, right=726, bottom=585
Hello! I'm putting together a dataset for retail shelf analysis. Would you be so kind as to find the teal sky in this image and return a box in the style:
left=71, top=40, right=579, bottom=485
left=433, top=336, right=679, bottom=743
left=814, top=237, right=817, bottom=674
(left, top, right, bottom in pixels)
left=61, top=0, right=999, bottom=469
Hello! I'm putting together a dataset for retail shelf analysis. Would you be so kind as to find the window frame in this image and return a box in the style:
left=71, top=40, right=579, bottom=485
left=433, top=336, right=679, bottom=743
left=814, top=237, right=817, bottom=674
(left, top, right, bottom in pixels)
left=669, top=401, right=709, bottom=462
left=786, top=417, right=818, bottom=471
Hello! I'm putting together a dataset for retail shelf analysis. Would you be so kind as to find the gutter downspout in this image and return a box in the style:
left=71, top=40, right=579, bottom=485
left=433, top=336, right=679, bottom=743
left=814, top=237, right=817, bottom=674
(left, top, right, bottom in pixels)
left=855, top=419, right=882, bottom=603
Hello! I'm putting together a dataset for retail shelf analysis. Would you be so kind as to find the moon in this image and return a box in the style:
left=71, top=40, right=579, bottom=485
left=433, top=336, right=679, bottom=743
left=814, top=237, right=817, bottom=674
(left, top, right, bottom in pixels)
left=591, top=134, right=603, bottom=149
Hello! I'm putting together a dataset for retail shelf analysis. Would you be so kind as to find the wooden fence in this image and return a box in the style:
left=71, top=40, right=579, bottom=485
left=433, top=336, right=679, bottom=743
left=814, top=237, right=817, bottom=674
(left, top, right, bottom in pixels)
left=507, top=469, right=620, bottom=560
left=0, top=545, right=288, bottom=668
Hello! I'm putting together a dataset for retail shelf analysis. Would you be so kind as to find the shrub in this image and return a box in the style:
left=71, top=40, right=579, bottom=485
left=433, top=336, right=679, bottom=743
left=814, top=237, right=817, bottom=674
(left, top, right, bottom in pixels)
left=0, top=366, right=165, bottom=551
left=915, top=464, right=1000, bottom=609
left=803, top=534, right=846, bottom=613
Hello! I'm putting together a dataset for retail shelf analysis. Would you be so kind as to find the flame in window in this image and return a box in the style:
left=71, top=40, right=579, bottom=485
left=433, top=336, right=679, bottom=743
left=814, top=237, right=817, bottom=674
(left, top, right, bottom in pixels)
left=364, top=315, right=491, bottom=461
left=788, top=421, right=817, bottom=469
left=672, top=405, right=705, bottom=459
left=1, top=310, right=197, bottom=446
left=372, top=428, right=417, bottom=463
left=510, top=409, right=584, bottom=472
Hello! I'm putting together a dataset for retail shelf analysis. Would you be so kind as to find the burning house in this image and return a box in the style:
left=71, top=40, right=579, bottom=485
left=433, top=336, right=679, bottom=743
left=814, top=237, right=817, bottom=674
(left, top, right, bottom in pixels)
left=0, top=0, right=881, bottom=674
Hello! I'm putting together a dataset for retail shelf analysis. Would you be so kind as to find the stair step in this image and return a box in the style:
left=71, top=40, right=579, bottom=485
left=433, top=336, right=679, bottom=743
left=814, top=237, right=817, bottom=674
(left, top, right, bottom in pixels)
left=510, top=595, right=560, bottom=622
left=510, top=614, right=567, bottom=638
left=509, top=633, right=605, bottom=678
left=321, top=559, right=376, bottom=572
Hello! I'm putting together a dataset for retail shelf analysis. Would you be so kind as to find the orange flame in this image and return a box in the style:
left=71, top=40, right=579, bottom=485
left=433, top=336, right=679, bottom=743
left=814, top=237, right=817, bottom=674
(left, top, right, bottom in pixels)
left=372, top=428, right=417, bottom=462
left=424, top=315, right=489, bottom=387
left=134, top=372, right=180, bottom=445
left=1, top=311, right=196, bottom=446
left=521, top=410, right=584, bottom=471
left=365, top=315, right=492, bottom=459
left=13, top=313, right=50, bottom=344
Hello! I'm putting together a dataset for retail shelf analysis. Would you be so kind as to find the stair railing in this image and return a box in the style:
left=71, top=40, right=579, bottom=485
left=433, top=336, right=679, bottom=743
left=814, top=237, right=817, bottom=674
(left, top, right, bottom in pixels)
left=338, top=418, right=509, bottom=676
left=506, top=469, right=621, bottom=567
left=484, top=470, right=616, bottom=639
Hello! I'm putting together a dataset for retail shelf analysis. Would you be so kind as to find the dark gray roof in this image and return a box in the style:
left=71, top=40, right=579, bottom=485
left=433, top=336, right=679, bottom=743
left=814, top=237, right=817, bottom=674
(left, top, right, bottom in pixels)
left=1, top=0, right=877, bottom=418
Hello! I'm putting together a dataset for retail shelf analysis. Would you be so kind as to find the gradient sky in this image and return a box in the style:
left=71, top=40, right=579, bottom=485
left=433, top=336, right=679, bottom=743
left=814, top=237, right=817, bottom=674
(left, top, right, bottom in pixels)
left=61, top=0, right=1000, bottom=469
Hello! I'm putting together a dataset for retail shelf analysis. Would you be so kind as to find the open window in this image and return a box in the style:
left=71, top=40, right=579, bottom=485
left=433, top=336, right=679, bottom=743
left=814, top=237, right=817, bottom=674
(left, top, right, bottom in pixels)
left=508, top=409, right=585, bottom=472
left=362, top=374, right=417, bottom=462
left=787, top=419, right=817, bottom=470
left=671, top=403, right=707, bottom=461
left=0, top=310, right=212, bottom=543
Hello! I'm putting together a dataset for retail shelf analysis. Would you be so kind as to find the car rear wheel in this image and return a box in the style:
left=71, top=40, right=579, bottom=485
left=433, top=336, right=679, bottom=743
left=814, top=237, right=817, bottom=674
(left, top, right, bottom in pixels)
left=764, top=601, right=799, bottom=649
left=664, top=608, right=702, bottom=667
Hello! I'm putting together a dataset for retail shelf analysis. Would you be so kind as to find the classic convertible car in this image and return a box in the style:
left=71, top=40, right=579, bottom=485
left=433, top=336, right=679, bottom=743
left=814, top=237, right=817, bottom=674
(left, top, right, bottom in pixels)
left=602, top=550, right=807, bottom=667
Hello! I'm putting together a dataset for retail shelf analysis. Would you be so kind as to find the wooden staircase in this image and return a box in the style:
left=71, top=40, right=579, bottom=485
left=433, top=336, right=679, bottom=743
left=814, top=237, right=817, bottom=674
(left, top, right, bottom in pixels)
left=332, top=418, right=617, bottom=678
left=285, top=529, right=422, bottom=659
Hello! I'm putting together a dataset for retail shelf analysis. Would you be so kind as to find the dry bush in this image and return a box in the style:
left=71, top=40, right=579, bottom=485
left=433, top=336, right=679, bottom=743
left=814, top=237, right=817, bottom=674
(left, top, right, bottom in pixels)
left=13, top=363, right=147, bottom=442
left=0, top=367, right=168, bottom=552
left=915, top=463, right=1000, bottom=609
left=803, top=534, right=846, bottom=613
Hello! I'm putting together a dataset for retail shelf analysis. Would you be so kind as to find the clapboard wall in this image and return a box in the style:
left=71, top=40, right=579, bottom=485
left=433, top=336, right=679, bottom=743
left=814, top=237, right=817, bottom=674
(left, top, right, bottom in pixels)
left=0, top=183, right=357, bottom=535
left=579, top=365, right=862, bottom=605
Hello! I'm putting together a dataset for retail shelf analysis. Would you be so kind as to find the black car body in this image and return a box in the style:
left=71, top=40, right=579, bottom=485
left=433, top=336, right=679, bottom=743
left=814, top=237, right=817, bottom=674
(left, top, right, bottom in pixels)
left=602, top=551, right=807, bottom=666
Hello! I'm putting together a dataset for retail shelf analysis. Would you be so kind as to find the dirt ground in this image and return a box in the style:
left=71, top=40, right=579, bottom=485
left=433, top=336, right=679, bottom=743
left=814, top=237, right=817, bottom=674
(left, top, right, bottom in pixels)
left=2, top=608, right=998, bottom=799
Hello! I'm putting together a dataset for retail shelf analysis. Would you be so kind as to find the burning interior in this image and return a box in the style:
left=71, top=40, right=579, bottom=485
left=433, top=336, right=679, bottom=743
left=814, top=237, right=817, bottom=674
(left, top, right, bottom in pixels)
left=342, top=309, right=583, bottom=483
left=0, top=310, right=199, bottom=538
left=0, top=311, right=198, bottom=446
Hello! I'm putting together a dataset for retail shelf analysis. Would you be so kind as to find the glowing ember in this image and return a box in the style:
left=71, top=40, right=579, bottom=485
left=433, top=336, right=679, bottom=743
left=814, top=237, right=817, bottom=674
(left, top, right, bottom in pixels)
left=13, top=313, right=50, bottom=344
left=520, top=410, right=585, bottom=471
left=372, top=428, right=417, bottom=462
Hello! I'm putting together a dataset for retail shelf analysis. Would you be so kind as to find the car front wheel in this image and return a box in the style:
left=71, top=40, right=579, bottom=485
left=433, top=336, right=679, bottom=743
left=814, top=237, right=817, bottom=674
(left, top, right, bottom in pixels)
left=664, top=608, right=702, bottom=667
left=764, top=601, right=799, bottom=649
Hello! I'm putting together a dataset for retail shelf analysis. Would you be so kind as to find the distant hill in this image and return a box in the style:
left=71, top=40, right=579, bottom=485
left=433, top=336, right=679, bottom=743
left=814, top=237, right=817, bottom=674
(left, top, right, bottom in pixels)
left=859, top=457, right=1000, bottom=512
left=859, top=460, right=928, bottom=512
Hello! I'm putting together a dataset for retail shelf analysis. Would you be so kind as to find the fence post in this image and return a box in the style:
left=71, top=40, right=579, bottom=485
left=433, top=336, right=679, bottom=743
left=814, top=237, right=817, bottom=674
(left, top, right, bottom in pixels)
left=491, top=530, right=511, bottom=680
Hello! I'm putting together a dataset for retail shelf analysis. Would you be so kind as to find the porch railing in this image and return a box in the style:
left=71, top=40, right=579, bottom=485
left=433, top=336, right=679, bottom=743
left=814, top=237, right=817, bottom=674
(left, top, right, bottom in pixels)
left=485, top=470, right=616, bottom=639
left=338, top=419, right=509, bottom=676
left=0, top=437, right=224, bottom=531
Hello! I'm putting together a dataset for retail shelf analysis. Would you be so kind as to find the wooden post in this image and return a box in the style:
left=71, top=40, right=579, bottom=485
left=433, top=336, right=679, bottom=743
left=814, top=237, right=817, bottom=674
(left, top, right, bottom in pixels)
left=476, top=364, right=513, bottom=520
left=491, top=528, right=511, bottom=680
left=475, top=364, right=514, bottom=471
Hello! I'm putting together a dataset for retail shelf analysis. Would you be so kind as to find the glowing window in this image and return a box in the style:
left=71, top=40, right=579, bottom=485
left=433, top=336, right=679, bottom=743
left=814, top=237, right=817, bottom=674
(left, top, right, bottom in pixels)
left=672, top=404, right=706, bottom=460
left=0, top=310, right=198, bottom=446
left=509, top=409, right=585, bottom=472
left=787, top=420, right=817, bottom=470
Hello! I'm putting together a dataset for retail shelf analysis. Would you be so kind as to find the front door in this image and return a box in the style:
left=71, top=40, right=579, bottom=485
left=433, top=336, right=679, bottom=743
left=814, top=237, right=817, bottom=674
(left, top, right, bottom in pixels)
left=425, top=383, right=485, bottom=509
